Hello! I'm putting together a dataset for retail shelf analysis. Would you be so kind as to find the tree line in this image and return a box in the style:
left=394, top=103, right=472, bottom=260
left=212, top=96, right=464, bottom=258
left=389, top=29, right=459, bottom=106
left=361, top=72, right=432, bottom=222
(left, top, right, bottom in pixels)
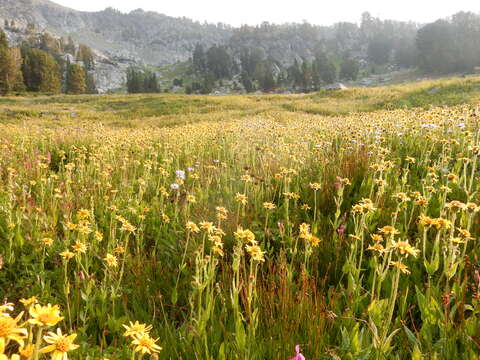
left=182, top=11, right=480, bottom=94
left=124, top=10, right=480, bottom=95
left=126, top=67, right=160, bottom=93
left=0, top=28, right=97, bottom=95
left=187, top=43, right=359, bottom=94
left=417, top=12, right=480, bottom=74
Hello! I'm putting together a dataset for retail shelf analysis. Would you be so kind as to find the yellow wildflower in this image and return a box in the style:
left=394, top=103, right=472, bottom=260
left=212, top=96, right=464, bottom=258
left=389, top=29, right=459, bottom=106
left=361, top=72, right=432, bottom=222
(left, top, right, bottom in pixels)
left=235, top=193, right=248, bottom=205
left=39, top=328, right=79, bottom=359
left=186, top=221, right=200, bottom=233
left=389, top=261, right=410, bottom=274
left=131, top=332, right=162, bottom=355
left=28, top=304, right=63, bottom=327
left=0, top=312, right=27, bottom=347
left=263, top=202, right=276, bottom=210
left=72, top=242, right=87, bottom=254
left=19, top=297, right=38, bottom=308
left=123, top=321, right=152, bottom=338
left=41, top=238, right=54, bottom=247
left=104, top=254, right=118, bottom=268
left=59, top=250, right=75, bottom=261
left=245, top=244, right=265, bottom=262
left=392, top=240, right=420, bottom=257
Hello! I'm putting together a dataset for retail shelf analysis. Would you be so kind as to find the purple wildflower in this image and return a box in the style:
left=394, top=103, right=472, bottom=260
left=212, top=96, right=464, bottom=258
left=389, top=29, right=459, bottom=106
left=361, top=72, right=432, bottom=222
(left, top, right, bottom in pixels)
left=337, top=224, right=346, bottom=235
left=289, top=345, right=305, bottom=360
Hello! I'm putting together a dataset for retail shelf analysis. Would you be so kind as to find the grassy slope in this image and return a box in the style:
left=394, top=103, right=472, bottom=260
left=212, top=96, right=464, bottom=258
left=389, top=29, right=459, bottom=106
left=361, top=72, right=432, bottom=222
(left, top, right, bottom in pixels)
left=2, top=75, right=480, bottom=359
left=0, top=76, right=479, bottom=127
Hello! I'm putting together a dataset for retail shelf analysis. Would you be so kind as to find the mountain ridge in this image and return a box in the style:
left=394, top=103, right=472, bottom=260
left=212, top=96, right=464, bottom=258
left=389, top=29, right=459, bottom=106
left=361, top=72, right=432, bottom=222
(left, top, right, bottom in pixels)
left=0, top=0, right=232, bottom=65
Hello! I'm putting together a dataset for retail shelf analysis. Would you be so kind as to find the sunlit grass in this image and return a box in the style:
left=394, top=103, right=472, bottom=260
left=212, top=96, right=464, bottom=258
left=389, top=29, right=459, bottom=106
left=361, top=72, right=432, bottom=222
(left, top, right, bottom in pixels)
left=1, top=77, right=480, bottom=359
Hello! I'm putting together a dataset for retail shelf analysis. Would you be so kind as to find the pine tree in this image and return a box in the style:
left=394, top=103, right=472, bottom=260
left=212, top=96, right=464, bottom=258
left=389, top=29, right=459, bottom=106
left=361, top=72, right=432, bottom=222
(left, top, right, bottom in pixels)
left=300, top=60, right=311, bottom=92
left=9, top=46, right=25, bottom=91
left=340, top=55, right=359, bottom=81
left=311, top=62, right=321, bottom=90
left=64, top=36, right=76, bottom=55
left=200, top=74, right=214, bottom=94
left=77, top=44, right=95, bottom=70
left=21, top=46, right=39, bottom=91
left=206, top=45, right=232, bottom=80
left=144, top=71, right=159, bottom=93
left=22, top=48, right=61, bottom=93
left=39, top=51, right=61, bottom=93
left=126, top=66, right=144, bottom=93
left=85, top=69, right=97, bottom=94
left=255, top=61, right=276, bottom=91
left=66, top=63, right=86, bottom=94
left=240, top=71, right=254, bottom=93
left=192, top=43, right=206, bottom=73
left=314, top=52, right=337, bottom=85
left=39, top=33, right=61, bottom=57
left=287, top=59, right=302, bottom=89
left=0, top=30, right=12, bottom=95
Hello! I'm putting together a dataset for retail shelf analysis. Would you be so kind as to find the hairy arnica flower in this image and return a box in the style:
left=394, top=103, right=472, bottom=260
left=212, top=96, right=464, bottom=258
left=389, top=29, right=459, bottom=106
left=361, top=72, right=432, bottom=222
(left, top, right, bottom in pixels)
left=40, top=328, right=79, bottom=359
left=104, top=254, right=118, bottom=267
left=131, top=332, right=162, bottom=355
left=0, top=311, right=27, bottom=347
left=245, top=244, right=265, bottom=262
left=28, top=304, right=64, bottom=327
left=392, top=240, right=420, bottom=257
left=122, top=321, right=153, bottom=338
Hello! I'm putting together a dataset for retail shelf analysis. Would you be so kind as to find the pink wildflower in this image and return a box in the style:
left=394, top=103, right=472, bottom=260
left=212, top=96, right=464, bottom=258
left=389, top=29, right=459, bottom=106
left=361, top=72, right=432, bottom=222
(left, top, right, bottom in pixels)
left=289, top=345, right=305, bottom=360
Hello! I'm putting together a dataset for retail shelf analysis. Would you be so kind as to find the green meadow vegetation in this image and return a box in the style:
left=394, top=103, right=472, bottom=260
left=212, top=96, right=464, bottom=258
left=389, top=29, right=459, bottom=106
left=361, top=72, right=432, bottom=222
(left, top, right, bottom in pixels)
left=1, top=76, right=480, bottom=124
left=1, top=76, right=480, bottom=359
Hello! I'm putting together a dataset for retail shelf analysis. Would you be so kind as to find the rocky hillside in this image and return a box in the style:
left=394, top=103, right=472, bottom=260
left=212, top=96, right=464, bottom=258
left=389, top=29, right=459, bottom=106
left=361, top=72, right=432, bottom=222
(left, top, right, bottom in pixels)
left=0, top=0, right=232, bottom=92
left=0, top=0, right=423, bottom=93
left=0, top=0, right=231, bottom=64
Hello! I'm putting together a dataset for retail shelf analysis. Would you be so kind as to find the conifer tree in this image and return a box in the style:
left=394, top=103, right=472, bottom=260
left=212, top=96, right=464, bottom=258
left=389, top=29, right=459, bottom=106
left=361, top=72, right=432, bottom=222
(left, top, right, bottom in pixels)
left=64, top=36, right=76, bottom=55
left=0, top=30, right=12, bottom=95
left=77, top=44, right=95, bottom=70
left=22, top=48, right=61, bottom=93
left=126, top=66, right=143, bottom=93
left=38, top=51, right=61, bottom=93
left=192, top=43, right=206, bottom=73
left=143, top=71, right=159, bottom=93
left=340, top=53, right=359, bottom=81
left=300, top=60, right=311, bottom=92
left=9, top=46, right=25, bottom=91
left=314, top=52, right=337, bottom=85
left=287, top=59, right=302, bottom=89
left=85, top=68, right=97, bottom=94
left=66, top=63, right=86, bottom=94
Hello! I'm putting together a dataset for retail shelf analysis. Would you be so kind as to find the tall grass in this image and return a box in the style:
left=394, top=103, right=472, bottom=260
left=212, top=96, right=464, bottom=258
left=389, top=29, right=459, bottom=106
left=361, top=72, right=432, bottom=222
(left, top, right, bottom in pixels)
left=1, top=80, right=480, bottom=359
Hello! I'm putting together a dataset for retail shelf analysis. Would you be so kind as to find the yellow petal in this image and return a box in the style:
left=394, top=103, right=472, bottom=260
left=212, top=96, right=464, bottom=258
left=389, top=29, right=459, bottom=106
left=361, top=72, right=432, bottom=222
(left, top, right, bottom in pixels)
left=66, top=333, right=77, bottom=342
left=39, top=344, right=57, bottom=353
left=52, top=351, right=63, bottom=360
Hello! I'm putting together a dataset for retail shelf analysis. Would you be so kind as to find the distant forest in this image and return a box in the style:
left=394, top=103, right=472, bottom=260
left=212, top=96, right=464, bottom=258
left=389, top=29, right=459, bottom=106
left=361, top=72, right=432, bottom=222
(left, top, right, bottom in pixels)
left=0, top=21, right=96, bottom=95
left=129, top=11, right=480, bottom=94
left=0, top=10, right=478, bottom=95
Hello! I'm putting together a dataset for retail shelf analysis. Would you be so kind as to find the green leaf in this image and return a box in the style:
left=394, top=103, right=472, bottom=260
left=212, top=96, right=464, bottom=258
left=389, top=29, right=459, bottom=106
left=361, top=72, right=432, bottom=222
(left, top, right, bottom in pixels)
left=171, top=287, right=178, bottom=305
left=403, top=325, right=420, bottom=348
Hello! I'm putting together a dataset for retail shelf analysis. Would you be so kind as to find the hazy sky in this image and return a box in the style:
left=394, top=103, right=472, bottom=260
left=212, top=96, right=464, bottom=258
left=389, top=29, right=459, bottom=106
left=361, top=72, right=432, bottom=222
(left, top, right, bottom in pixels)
left=54, top=0, right=479, bottom=26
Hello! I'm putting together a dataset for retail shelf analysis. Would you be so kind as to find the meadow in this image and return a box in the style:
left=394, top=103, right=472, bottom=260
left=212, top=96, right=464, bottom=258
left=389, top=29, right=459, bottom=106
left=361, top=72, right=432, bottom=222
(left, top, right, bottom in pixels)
left=1, top=77, right=480, bottom=359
